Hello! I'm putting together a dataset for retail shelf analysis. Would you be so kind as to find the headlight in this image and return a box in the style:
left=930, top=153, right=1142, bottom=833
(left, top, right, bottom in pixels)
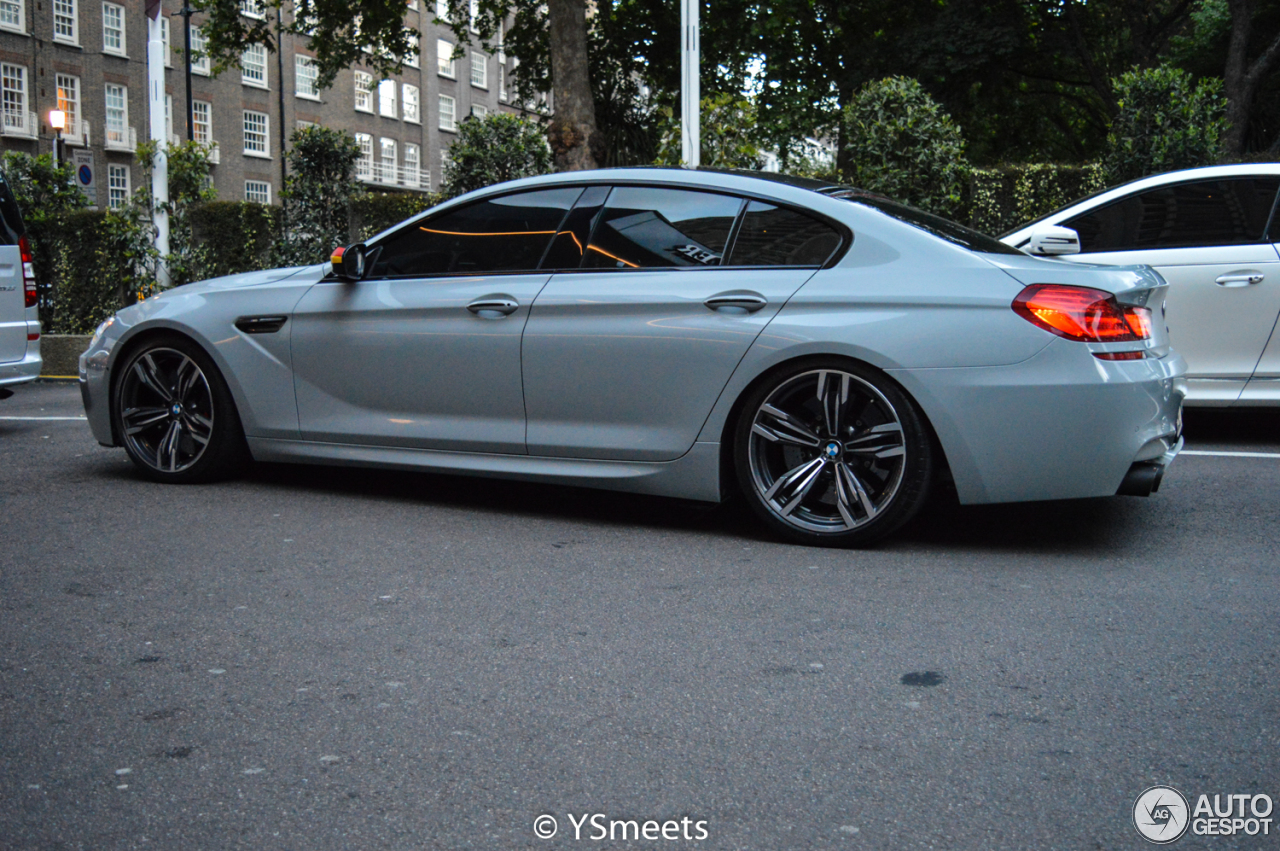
left=90, top=316, right=115, bottom=348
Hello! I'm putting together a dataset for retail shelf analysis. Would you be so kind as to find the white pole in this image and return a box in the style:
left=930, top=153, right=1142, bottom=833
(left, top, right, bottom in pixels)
left=680, top=0, right=700, bottom=168
left=147, top=10, right=170, bottom=289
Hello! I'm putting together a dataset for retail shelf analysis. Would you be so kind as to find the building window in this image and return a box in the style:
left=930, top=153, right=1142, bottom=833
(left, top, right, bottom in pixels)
left=190, top=25, right=210, bottom=75
left=380, top=137, right=396, bottom=182
left=245, top=180, right=271, bottom=204
left=437, top=40, right=455, bottom=77
left=192, top=100, right=211, bottom=144
left=404, top=142, right=420, bottom=186
left=434, top=0, right=448, bottom=21
left=441, top=148, right=451, bottom=177
left=164, top=92, right=173, bottom=140
left=353, top=71, right=373, bottom=112
left=53, top=0, right=77, bottom=42
left=102, top=2, right=124, bottom=54
left=295, top=55, right=318, bottom=99
left=160, top=17, right=171, bottom=67
left=107, top=164, right=130, bottom=209
left=104, top=83, right=128, bottom=146
left=1, top=65, right=27, bottom=134
left=242, top=43, right=267, bottom=87
left=0, top=0, right=24, bottom=32
left=378, top=78, right=397, bottom=118
left=243, top=109, right=269, bottom=156
left=499, top=66, right=506, bottom=102
left=295, top=119, right=316, bottom=130
left=470, top=103, right=487, bottom=118
left=55, top=74, right=79, bottom=137
left=405, top=33, right=419, bottom=67
left=438, top=93, right=455, bottom=131
left=468, top=0, right=478, bottom=32
left=239, top=0, right=264, bottom=18
left=470, top=52, right=487, bottom=89
left=354, top=132, right=372, bottom=179
left=403, top=83, right=419, bottom=123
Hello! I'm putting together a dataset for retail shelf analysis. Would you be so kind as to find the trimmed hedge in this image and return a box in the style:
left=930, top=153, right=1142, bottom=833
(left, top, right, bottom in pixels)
left=349, top=191, right=440, bottom=242
left=188, top=201, right=281, bottom=277
left=969, top=163, right=1108, bottom=236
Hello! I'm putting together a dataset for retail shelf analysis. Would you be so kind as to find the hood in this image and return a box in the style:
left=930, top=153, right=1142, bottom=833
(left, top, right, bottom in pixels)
left=983, top=252, right=1167, bottom=300
left=163, top=263, right=328, bottom=296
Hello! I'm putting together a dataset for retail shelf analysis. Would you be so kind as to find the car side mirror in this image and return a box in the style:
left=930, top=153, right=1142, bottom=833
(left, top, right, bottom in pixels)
left=330, top=243, right=367, bottom=281
left=1026, top=225, right=1081, bottom=256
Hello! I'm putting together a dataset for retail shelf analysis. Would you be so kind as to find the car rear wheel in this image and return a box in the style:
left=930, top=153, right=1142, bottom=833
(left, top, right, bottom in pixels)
left=112, top=336, right=249, bottom=483
left=733, top=359, right=933, bottom=546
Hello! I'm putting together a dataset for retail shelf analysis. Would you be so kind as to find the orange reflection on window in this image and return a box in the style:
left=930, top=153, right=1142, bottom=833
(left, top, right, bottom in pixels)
left=586, top=244, right=639, bottom=268
left=419, top=227, right=558, bottom=237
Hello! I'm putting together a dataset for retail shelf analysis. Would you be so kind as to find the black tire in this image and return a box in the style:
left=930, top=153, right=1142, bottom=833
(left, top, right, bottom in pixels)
left=732, top=358, right=933, bottom=547
left=111, top=334, right=250, bottom=483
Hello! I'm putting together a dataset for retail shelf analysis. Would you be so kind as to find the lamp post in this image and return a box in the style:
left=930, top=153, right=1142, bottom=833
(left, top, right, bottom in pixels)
left=48, top=109, right=66, bottom=166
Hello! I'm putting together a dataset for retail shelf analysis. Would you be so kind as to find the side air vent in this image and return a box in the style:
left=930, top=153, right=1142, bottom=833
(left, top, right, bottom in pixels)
left=234, top=316, right=288, bottom=334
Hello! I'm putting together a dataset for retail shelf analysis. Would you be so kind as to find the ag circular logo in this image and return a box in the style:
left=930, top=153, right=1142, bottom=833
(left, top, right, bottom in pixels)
left=1133, top=785, right=1190, bottom=844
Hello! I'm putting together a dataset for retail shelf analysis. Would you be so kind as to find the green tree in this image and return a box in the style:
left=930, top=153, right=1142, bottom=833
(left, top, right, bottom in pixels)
left=278, top=126, right=360, bottom=265
left=1104, top=65, right=1228, bottom=183
left=654, top=93, right=764, bottom=169
left=159, top=141, right=219, bottom=287
left=841, top=77, right=970, bottom=217
left=441, top=112, right=552, bottom=198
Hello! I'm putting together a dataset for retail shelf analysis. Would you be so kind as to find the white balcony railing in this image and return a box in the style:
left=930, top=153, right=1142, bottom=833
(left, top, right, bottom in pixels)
left=0, top=109, right=36, bottom=139
left=104, top=125, right=137, bottom=152
left=64, top=118, right=90, bottom=147
left=206, top=141, right=220, bottom=164
left=356, top=160, right=430, bottom=191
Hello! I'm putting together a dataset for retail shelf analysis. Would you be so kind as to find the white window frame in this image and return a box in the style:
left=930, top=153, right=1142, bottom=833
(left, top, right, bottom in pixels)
left=192, top=100, right=212, bottom=144
left=470, top=51, right=487, bottom=89
left=295, top=54, right=319, bottom=99
left=438, top=93, right=455, bottom=131
left=379, top=136, right=396, bottom=182
left=468, top=0, right=478, bottom=33
left=354, top=132, right=373, bottom=179
left=245, top=180, right=271, bottom=204
left=190, top=24, right=210, bottom=75
left=107, top=164, right=130, bottom=209
left=437, top=40, right=455, bottom=78
left=434, top=0, right=448, bottom=22
left=403, top=83, right=419, bottom=123
left=239, top=0, right=264, bottom=19
left=404, top=141, right=420, bottom=186
left=161, top=17, right=171, bottom=67
left=241, top=43, right=267, bottom=88
left=470, top=103, right=487, bottom=118
left=378, top=78, right=397, bottom=118
left=53, top=0, right=77, bottom=43
left=104, top=83, right=129, bottom=146
left=102, top=2, right=125, bottom=55
left=0, top=0, right=25, bottom=33
left=405, top=33, right=419, bottom=68
left=295, top=119, right=316, bottom=131
left=1, top=64, right=26, bottom=133
left=353, top=71, right=373, bottom=112
left=164, top=92, right=173, bottom=141
left=242, top=109, right=269, bottom=157
left=55, top=74, right=79, bottom=138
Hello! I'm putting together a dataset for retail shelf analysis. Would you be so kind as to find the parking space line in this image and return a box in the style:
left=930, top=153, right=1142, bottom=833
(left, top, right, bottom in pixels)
left=0, top=416, right=88, bottom=421
left=1181, top=449, right=1280, bottom=458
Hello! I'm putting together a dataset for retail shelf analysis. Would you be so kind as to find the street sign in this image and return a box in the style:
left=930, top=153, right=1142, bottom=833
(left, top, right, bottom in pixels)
left=72, top=148, right=96, bottom=208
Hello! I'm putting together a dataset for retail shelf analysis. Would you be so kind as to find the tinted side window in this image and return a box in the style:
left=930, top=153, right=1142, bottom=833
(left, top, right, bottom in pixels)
left=540, top=185, right=609, bottom=270
left=1066, top=178, right=1280, bottom=252
left=369, top=187, right=582, bottom=277
left=728, top=201, right=841, bottom=266
left=582, top=187, right=742, bottom=269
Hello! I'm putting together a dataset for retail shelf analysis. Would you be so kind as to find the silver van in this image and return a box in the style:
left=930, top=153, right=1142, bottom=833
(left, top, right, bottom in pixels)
left=0, top=171, right=40, bottom=398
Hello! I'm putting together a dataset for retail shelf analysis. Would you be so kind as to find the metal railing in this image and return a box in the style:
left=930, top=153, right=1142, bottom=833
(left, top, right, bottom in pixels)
left=0, top=109, right=36, bottom=139
left=104, top=125, right=137, bottom=152
left=356, top=160, right=430, bottom=191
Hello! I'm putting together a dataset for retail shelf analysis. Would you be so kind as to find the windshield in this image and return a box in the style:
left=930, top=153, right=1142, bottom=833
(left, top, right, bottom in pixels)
left=831, top=191, right=1024, bottom=256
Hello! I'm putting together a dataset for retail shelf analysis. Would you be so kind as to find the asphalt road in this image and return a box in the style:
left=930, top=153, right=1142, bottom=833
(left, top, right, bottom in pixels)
left=1, top=382, right=1277, bottom=850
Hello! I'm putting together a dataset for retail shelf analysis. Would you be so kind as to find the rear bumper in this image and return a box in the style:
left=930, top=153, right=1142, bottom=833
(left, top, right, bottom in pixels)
left=891, top=340, right=1187, bottom=505
left=0, top=345, right=41, bottom=388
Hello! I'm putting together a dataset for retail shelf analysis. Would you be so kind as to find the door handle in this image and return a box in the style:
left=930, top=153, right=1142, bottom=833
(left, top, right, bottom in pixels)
left=1215, top=272, right=1264, bottom=287
left=466, top=297, right=519, bottom=317
left=704, top=293, right=767, bottom=313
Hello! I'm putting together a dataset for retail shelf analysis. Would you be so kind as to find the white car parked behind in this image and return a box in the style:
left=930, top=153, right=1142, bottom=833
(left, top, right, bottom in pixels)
left=1003, top=164, right=1280, bottom=407
left=0, top=170, right=40, bottom=399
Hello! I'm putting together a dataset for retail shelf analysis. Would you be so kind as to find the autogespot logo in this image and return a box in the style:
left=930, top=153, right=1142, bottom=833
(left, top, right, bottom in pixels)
left=1134, top=785, right=1191, bottom=844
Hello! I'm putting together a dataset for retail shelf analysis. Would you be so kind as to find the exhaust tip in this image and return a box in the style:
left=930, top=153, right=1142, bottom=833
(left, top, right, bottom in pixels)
left=1117, top=461, right=1163, bottom=497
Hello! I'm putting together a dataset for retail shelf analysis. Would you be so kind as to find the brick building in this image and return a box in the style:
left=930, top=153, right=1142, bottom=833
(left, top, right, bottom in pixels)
left=0, top=0, right=539, bottom=208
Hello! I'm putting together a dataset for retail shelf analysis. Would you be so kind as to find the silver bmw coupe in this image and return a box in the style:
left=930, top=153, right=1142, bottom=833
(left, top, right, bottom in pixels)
left=79, top=168, right=1186, bottom=546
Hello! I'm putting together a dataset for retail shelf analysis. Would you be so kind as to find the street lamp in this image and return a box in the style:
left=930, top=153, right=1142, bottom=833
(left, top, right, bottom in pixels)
left=48, top=109, right=66, bottom=166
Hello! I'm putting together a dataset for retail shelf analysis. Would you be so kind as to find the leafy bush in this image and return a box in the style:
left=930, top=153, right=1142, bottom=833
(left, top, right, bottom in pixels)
left=350, top=191, right=440, bottom=241
left=441, top=113, right=552, bottom=199
left=654, top=93, right=765, bottom=169
left=969, top=163, right=1108, bottom=235
left=1, top=151, right=88, bottom=322
left=188, top=201, right=281, bottom=279
left=151, top=140, right=218, bottom=288
left=278, top=126, right=361, bottom=265
left=1104, top=65, right=1227, bottom=184
left=841, top=77, right=970, bottom=218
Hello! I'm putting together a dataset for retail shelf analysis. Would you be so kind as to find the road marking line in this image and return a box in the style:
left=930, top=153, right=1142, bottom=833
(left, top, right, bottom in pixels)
left=1182, top=449, right=1280, bottom=458
left=0, top=416, right=87, bottom=421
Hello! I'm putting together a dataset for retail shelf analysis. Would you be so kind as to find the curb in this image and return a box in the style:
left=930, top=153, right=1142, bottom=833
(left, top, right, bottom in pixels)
left=38, top=334, right=91, bottom=379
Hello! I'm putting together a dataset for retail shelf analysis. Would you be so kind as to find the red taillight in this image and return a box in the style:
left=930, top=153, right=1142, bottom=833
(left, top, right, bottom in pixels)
left=1093, top=351, right=1145, bottom=361
left=18, top=234, right=36, bottom=308
left=1012, top=284, right=1152, bottom=343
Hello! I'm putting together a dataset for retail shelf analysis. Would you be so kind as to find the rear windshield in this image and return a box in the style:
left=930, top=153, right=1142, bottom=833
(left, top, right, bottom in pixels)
left=832, top=192, right=1023, bottom=256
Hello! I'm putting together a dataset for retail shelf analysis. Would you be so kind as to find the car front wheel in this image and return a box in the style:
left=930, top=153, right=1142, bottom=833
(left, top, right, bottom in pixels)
left=734, top=360, right=934, bottom=547
left=111, top=335, right=249, bottom=483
